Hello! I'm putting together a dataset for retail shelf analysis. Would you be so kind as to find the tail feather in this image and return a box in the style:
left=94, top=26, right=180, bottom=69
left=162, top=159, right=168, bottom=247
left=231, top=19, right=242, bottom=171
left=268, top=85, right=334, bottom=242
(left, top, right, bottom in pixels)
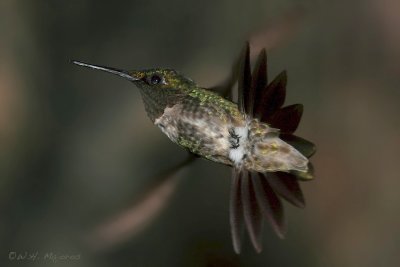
left=280, top=134, right=316, bottom=158
left=267, top=172, right=305, bottom=208
left=291, top=162, right=315, bottom=181
left=241, top=171, right=263, bottom=253
left=230, top=169, right=298, bottom=253
left=229, top=169, right=244, bottom=254
left=253, top=173, right=286, bottom=238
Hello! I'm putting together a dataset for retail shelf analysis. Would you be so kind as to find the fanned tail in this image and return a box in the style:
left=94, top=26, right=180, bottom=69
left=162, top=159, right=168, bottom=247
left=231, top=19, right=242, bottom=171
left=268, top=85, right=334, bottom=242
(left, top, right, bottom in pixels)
left=229, top=43, right=316, bottom=253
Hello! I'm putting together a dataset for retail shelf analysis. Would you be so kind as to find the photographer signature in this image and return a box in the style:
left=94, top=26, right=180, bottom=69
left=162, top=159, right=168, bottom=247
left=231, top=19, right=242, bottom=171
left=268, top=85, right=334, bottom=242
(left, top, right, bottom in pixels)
left=9, top=251, right=80, bottom=263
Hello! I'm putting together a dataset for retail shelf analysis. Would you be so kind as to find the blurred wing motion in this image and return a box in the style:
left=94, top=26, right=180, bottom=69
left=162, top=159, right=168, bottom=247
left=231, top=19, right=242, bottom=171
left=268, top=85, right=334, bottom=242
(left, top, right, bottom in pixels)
left=249, top=8, right=305, bottom=56
left=211, top=8, right=304, bottom=98
left=86, top=155, right=196, bottom=250
left=229, top=43, right=316, bottom=253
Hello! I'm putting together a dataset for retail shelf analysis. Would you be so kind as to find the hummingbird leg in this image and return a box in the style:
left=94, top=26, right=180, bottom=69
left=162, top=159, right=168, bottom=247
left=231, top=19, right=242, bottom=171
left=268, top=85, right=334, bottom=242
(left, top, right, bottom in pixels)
left=228, top=128, right=241, bottom=149
left=228, top=126, right=249, bottom=166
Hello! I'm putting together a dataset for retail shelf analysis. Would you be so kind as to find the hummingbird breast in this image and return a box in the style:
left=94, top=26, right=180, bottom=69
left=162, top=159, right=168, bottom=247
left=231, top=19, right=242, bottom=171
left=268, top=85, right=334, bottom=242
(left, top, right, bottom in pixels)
left=154, top=97, right=242, bottom=165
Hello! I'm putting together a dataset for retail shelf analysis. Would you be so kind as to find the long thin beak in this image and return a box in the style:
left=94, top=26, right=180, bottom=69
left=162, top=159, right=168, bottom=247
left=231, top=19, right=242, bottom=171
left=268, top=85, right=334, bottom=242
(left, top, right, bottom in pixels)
left=72, top=60, right=140, bottom=82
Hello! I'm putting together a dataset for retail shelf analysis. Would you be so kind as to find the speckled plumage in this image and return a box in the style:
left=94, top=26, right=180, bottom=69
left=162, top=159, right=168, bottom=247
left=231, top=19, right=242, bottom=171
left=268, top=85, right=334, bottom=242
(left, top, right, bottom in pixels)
left=146, top=76, right=308, bottom=173
left=154, top=92, right=241, bottom=165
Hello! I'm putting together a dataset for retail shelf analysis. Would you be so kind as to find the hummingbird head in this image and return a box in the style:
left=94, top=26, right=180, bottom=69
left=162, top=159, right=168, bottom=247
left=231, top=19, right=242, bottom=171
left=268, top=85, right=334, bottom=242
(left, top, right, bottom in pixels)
left=72, top=61, right=197, bottom=121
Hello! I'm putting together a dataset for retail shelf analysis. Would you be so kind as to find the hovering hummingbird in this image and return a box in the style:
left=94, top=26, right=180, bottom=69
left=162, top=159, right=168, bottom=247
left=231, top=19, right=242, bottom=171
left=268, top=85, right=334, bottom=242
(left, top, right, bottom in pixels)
left=73, top=43, right=315, bottom=253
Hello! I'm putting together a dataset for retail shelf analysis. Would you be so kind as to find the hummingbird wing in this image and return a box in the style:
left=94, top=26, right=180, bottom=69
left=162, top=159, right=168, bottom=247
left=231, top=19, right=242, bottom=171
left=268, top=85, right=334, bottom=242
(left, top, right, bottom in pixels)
left=211, top=68, right=238, bottom=100
left=208, top=42, right=253, bottom=101
left=237, top=42, right=253, bottom=114
left=208, top=56, right=240, bottom=99
left=87, top=155, right=196, bottom=250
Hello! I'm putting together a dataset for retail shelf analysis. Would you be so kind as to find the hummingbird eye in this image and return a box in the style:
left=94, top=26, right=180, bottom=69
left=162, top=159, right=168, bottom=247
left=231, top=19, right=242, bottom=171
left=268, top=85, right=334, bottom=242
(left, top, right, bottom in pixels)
left=148, top=74, right=163, bottom=85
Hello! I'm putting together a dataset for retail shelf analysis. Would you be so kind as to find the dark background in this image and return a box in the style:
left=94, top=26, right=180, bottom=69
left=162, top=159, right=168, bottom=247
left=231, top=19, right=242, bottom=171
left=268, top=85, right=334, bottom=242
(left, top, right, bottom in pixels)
left=1, top=0, right=399, bottom=266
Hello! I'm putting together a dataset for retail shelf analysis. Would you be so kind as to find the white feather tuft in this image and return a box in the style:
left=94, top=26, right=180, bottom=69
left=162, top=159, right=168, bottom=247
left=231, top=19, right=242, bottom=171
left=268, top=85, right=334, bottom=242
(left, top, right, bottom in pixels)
left=228, top=126, right=249, bottom=165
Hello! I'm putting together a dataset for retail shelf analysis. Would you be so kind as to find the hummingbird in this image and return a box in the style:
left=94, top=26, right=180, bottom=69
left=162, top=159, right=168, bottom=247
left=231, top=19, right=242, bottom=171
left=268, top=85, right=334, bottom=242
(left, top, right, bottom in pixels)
left=73, top=43, right=315, bottom=253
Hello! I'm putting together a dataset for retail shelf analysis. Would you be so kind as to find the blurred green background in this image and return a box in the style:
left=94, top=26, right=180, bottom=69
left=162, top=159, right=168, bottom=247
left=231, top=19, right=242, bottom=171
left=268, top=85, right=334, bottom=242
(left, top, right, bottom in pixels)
left=1, top=0, right=400, bottom=266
